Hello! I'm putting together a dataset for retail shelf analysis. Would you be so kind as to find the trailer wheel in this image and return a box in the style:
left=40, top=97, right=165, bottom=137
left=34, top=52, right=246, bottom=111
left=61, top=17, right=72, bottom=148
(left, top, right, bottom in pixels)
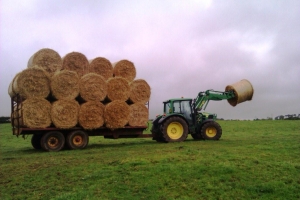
left=201, top=121, right=222, bottom=140
left=66, top=130, right=89, bottom=150
left=41, top=131, right=65, bottom=152
left=31, top=134, right=42, bottom=149
left=161, top=117, right=188, bottom=142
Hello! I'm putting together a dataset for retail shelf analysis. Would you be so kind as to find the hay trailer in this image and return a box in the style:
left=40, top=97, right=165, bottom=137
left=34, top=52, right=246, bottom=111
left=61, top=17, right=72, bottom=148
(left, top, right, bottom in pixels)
left=11, top=95, right=151, bottom=152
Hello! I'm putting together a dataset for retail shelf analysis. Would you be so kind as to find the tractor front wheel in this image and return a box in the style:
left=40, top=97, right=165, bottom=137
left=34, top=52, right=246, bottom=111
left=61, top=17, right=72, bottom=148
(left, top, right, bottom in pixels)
left=201, top=121, right=222, bottom=140
left=161, top=117, right=188, bottom=142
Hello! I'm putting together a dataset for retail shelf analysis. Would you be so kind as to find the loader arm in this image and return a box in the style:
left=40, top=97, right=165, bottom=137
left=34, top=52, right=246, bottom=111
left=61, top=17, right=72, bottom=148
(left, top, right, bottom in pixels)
left=194, top=90, right=235, bottom=111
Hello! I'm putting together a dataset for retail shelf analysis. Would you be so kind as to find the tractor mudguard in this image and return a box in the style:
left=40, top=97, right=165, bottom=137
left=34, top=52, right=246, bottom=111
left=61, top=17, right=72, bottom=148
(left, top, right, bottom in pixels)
left=151, top=116, right=163, bottom=136
left=201, top=119, right=215, bottom=124
left=197, top=119, right=215, bottom=129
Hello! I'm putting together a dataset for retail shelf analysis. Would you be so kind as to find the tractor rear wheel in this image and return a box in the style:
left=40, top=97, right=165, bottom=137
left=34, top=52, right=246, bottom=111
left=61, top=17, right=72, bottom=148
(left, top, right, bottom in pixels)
left=66, top=130, right=89, bottom=150
left=161, top=117, right=188, bottom=142
left=201, top=121, right=222, bottom=140
left=31, top=134, right=42, bottom=149
left=41, top=131, right=65, bottom=152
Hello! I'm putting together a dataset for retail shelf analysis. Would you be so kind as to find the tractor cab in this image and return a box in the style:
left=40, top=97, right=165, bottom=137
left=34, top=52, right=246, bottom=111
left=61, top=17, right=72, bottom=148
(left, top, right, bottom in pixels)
left=163, top=98, right=193, bottom=126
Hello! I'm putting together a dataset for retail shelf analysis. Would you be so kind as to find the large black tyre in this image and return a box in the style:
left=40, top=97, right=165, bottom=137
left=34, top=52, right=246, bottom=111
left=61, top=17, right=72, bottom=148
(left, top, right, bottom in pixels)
left=161, top=117, right=188, bottom=142
left=31, top=134, right=42, bottom=149
left=201, top=121, right=222, bottom=140
left=151, top=124, right=166, bottom=143
left=154, top=134, right=167, bottom=143
left=66, top=130, right=89, bottom=150
left=40, top=131, right=65, bottom=152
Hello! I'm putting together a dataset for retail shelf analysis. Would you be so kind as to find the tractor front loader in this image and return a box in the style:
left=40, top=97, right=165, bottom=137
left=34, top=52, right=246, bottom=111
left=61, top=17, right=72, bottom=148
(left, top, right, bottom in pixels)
left=151, top=79, right=254, bottom=142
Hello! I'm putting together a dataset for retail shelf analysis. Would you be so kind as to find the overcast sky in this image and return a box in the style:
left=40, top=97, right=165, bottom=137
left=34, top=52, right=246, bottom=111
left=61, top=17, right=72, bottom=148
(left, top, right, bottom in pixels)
left=1, top=0, right=299, bottom=120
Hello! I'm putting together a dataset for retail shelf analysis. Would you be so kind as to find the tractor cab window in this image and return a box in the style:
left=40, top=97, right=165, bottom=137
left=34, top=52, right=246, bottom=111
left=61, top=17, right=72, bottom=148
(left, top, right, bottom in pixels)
left=172, top=101, right=180, bottom=113
left=164, top=102, right=171, bottom=114
left=164, top=101, right=181, bottom=114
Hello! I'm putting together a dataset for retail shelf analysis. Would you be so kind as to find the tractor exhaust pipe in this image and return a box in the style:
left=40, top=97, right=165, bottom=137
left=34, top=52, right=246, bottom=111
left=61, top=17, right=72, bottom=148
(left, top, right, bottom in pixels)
left=225, top=79, right=254, bottom=106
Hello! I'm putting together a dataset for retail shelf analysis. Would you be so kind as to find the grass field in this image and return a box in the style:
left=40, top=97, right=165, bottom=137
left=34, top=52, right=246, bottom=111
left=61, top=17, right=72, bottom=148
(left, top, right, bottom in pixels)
left=0, top=120, right=299, bottom=200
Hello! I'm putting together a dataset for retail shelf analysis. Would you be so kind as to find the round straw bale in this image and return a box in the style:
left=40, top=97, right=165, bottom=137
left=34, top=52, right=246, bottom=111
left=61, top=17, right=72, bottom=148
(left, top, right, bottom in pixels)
left=79, top=101, right=105, bottom=129
left=51, top=70, right=79, bottom=100
left=106, top=77, right=130, bottom=101
left=62, top=52, right=89, bottom=77
left=128, top=103, right=149, bottom=126
left=112, top=60, right=136, bottom=81
left=14, top=98, right=51, bottom=128
left=129, top=79, right=151, bottom=104
left=104, top=100, right=130, bottom=129
left=8, top=72, right=20, bottom=98
left=51, top=99, right=79, bottom=129
left=79, top=73, right=107, bottom=101
left=13, top=66, right=50, bottom=99
left=89, top=57, right=113, bottom=80
left=225, top=79, right=254, bottom=107
left=27, top=48, right=62, bottom=76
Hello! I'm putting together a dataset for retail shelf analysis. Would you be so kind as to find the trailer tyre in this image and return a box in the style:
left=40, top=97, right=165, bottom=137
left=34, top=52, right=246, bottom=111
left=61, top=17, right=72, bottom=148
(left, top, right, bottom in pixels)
left=161, top=117, right=188, bottom=142
left=66, top=130, right=89, bottom=150
left=201, top=121, right=222, bottom=140
left=31, top=134, right=42, bottom=149
left=41, top=131, right=65, bottom=152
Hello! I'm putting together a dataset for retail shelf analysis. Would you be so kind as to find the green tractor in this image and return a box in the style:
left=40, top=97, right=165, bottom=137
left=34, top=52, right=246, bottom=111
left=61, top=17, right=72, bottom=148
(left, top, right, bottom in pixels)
left=151, top=80, right=254, bottom=142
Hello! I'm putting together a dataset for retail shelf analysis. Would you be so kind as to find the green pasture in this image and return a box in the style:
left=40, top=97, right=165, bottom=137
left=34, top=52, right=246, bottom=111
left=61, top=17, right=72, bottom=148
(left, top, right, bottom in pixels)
left=0, top=120, right=299, bottom=199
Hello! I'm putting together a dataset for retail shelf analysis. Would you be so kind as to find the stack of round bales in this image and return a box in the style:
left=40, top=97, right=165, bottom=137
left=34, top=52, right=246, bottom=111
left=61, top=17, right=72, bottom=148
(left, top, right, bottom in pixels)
left=78, top=73, right=107, bottom=129
left=9, top=48, right=62, bottom=128
left=8, top=48, right=151, bottom=130
left=103, top=60, right=151, bottom=129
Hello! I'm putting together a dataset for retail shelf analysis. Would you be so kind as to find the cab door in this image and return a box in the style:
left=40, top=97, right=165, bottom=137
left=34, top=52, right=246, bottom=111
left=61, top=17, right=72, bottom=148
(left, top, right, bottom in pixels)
left=180, top=100, right=193, bottom=126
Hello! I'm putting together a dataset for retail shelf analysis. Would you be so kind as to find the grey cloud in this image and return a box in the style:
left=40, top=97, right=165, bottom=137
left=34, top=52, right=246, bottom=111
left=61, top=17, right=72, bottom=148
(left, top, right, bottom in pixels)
left=0, top=0, right=299, bottom=120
